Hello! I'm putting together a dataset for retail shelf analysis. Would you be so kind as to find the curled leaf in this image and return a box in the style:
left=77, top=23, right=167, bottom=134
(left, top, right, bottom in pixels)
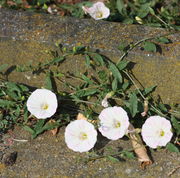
left=141, top=100, right=148, bottom=117
left=128, top=124, right=152, bottom=169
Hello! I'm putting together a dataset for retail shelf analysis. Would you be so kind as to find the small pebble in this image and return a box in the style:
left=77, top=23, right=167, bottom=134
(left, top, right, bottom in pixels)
left=2, top=151, right=17, bottom=166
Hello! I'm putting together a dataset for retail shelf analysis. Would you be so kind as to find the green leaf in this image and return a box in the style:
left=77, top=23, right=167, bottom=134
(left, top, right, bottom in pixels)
left=6, top=91, right=19, bottom=100
left=143, top=86, right=156, bottom=95
left=6, top=82, right=21, bottom=93
left=116, top=0, right=125, bottom=15
left=34, top=119, right=45, bottom=131
left=137, top=4, right=150, bottom=18
left=117, top=60, right=130, bottom=70
left=0, top=64, right=8, bottom=72
left=171, top=116, right=180, bottom=136
left=109, top=62, right=122, bottom=83
left=42, top=121, right=60, bottom=131
left=122, top=82, right=130, bottom=91
left=45, top=72, right=53, bottom=90
left=18, top=84, right=29, bottom=92
left=112, top=78, right=118, bottom=91
left=23, top=126, right=35, bottom=135
left=93, top=54, right=104, bottom=66
left=73, top=46, right=86, bottom=54
left=76, top=89, right=98, bottom=97
left=0, top=99, right=16, bottom=108
left=149, top=7, right=155, bottom=15
left=128, top=93, right=138, bottom=117
left=118, top=42, right=127, bottom=52
left=121, top=151, right=135, bottom=159
left=49, top=57, right=65, bottom=65
left=156, top=37, right=170, bottom=44
left=158, top=103, right=168, bottom=112
left=23, top=107, right=29, bottom=123
left=122, top=18, right=134, bottom=24
left=81, top=74, right=93, bottom=84
left=98, top=70, right=107, bottom=81
left=107, top=156, right=119, bottom=162
left=33, top=121, right=60, bottom=138
left=166, top=143, right=179, bottom=153
left=143, top=41, right=157, bottom=52
left=85, top=55, right=91, bottom=67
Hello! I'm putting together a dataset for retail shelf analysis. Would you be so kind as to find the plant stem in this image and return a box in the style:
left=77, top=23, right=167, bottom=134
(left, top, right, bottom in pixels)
left=116, top=31, right=179, bottom=64
left=122, top=70, right=168, bottom=118
left=152, top=13, right=173, bottom=30
left=62, top=98, right=101, bottom=106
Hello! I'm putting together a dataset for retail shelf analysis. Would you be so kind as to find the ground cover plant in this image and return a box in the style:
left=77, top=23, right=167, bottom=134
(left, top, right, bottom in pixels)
left=0, top=35, right=180, bottom=167
left=0, top=0, right=179, bottom=29
left=0, top=0, right=180, bottom=168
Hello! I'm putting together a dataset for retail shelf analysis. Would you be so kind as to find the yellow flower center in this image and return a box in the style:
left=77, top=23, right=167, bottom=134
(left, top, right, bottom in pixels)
left=79, top=132, right=88, bottom=140
left=41, top=103, right=49, bottom=110
left=96, top=11, right=103, bottom=18
left=159, top=130, right=165, bottom=137
left=114, top=120, right=121, bottom=128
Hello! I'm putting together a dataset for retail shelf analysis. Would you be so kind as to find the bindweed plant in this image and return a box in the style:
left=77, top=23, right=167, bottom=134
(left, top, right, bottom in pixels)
left=1, top=1, right=179, bottom=30
left=0, top=34, right=180, bottom=164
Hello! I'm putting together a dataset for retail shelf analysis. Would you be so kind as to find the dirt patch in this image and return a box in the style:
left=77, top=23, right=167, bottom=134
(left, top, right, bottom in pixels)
left=0, top=126, right=179, bottom=178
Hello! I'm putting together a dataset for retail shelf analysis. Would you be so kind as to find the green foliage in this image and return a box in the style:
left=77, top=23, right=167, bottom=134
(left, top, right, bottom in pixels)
left=109, top=62, right=122, bottom=83
left=1, top=0, right=179, bottom=29
left=171, top=116, right=180, bottom=136
left=0, top=81, right=30, bottom=132
left=59, top=2, right=93, bottom=18
left=107, top=156, right=119, bottom=162
left=166, top=143, right=179, bottom=153
left=0, top=42, right=179, bottom=162
left=143, top=41, right=157, bottom=52
left=121, top=150, right=135, bottom=159
left=23, top=119, right=60, bottom=139
left=0, top=64, right=8, bottom=73
left=126, top=93, right=138, bottom=117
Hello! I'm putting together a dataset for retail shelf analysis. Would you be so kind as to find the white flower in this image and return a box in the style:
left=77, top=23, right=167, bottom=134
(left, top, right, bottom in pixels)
left=98, top=106, right=130, bottom=140
left=82, top=2, right=110, bottom=20
left=101, top=92, right=114, bottom=108
left=65, top=120, right=97, bottom=152
left=141, top=116, right=173, bottom=149
left=101, top=98, right=109, bottom=108
left=27, top=89, right=58, bottom=119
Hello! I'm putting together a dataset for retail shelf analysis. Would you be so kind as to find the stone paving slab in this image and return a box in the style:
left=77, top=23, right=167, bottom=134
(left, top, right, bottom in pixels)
left=0, top=8, right=180, bottom=178
left=0, top=8, right=180, bottom=104
left=0, top=126, right=180, bottom=178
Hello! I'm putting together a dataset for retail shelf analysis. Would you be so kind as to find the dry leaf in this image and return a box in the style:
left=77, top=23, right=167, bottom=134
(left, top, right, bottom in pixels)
left=48, top=120, right=59, bottom=136
left=77, top=113, right=88, bottom=120
left=141, top=100, right=148, bottom=117
left=76, top=113, right=97, bottom=124
left=128, top=124, right=152, bottom=169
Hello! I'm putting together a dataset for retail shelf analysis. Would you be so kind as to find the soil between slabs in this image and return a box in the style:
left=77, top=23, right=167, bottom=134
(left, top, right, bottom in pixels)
left=0, top=126, right=179, bottom=178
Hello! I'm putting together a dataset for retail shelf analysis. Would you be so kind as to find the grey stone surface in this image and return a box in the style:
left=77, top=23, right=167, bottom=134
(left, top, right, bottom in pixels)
left=0, top=8, right=180, bottom=178
left=0, top=9, right=179, bottom=104
left=0, top=126, right=179, bottom=178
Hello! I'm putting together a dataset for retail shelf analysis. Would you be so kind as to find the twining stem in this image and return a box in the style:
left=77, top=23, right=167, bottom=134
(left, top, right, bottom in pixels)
left=86, top=149, right=133, bottom=162
left=86, top=143, right=149, bottom=163
left=122, top=70, right=168, bottom=118
left=151, top=13, right=174, bottom=30
left=62, top=98, right=101, bottom=106
left=115, top=31, right=180, bottom=118
left=122, top=70, right=145, bottom=100
left=116, top=31, right=180, bottom=64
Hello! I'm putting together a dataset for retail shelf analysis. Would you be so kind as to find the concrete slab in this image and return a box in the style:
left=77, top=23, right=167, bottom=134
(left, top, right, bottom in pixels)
left=0, top=8, right=180, bottom=103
